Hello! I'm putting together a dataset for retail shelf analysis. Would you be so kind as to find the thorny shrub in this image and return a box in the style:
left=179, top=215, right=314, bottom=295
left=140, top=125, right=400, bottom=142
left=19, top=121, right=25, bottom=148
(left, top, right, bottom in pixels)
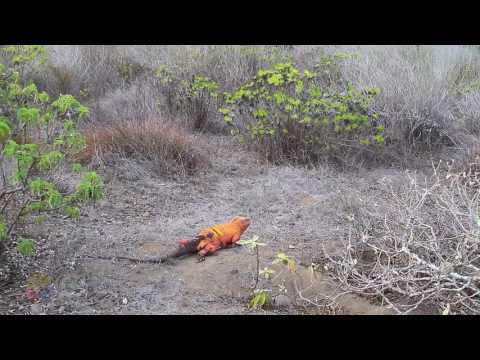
left=321, top=167, right=480, bottom=314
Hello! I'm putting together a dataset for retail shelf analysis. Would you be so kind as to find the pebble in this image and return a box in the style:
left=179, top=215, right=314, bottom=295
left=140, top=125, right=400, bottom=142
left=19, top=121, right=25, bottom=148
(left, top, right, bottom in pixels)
left=30, top=303, right=43, bottom=315
left=273, top=295, right=292, bottom=307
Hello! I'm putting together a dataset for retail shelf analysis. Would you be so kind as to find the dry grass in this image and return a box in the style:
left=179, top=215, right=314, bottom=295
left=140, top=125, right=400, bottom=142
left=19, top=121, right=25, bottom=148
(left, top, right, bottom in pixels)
left=77, top=118, right=208, bottom=176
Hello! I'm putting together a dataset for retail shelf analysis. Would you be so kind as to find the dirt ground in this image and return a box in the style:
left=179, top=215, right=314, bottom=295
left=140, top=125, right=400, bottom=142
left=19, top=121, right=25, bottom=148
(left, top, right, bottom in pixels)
left=0, top=135, right=414, bottom=315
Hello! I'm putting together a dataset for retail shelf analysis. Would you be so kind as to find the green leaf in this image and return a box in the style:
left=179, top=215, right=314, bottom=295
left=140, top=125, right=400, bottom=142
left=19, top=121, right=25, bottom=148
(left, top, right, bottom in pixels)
left=273, top=252, right=297, bottom=272
left=38, top=91, right=50, bottom=103
left=267, top=73, right=284, bottom=86
left=0, top=118, right=11, bottom=143
left=17, top=239, right=35, bottom=256
left=65, top=206, right=80, bottom=220
left=22, top=83, right=38, bottom=98
left=249, top=289, right=271, bottom=309
left=218, top=107, right=231, bottom=115
left=77, top=105, right=90, bottom=119
left=376, top=124, right=385, bottom=132
left=33, top=215, right=47, bottom=225
left=72, top=163, right=83, bottom=173
left=374, top=134, right=385, bottom=144
left=17, top=107, right=40, bottom=124
left=29, top=178, right=50, bottom=195
left=76, top=172, right=104, bottom=204
left=63, top=120, right=75, bottom=132
left=41, top=111, right=54, bottom=125
left=29, top=179, right=63, bottom=209
left=0, top=221, right=7, bottom=241
left=259, top=267, right=276, bottom=279
left=29, top=202, right=44, bottom=213
left=237, top=235, right=266, bottom=250
left=303, top=69, right=316, bottom=79
left=223, top=115, right=234, bottom=125
left=52, top=95, right=81, bottom=113
left=295, top=80, right=304, bottom=94
left=38, top=151, right=64, bottom=170
left=253, top=108, right=268, bottom=118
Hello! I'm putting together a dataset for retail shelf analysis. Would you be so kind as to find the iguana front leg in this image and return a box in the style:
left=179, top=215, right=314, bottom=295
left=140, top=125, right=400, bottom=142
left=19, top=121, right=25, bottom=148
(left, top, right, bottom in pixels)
left=231, top=233, right=241, bottom=245
left=198, top=241, right=221, bottom=257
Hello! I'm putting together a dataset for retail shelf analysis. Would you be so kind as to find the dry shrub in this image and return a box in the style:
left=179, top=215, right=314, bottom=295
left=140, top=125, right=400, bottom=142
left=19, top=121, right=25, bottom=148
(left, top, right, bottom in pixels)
left=327, top=45, right=480, bottom=151
left=87, top=80, right=164, bottom=125
left=456, top=90, right=480, bottom=135
left=321, top=168, right=480, bottom=314
left=447, top=145, right=480, bottom=190
left=77, top=118, right=208, bottom=176
left=39, top=45, right=149, bottom=99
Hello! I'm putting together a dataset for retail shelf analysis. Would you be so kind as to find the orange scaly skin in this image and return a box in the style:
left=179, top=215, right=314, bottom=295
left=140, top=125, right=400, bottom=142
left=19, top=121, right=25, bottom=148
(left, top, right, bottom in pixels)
left=195, top=216, right=251, bottom=257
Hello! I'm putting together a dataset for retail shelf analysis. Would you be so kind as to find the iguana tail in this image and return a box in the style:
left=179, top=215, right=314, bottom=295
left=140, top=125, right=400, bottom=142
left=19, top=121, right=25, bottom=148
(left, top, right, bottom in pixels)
left=88, top=238, right=202, bottom=264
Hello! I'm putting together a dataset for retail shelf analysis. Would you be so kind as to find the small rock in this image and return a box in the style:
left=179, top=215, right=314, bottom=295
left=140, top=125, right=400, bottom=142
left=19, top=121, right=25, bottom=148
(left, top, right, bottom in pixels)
left=230, top=269, right=239, bottom=275
left=30, top=303, right=43, bottom=315
left=273, top=295, right=292, bottom=307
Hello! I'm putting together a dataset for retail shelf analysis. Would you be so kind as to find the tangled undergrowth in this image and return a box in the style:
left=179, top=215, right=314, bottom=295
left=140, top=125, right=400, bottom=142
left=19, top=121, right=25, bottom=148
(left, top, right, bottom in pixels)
left=321, top=166, right=480, bottom=315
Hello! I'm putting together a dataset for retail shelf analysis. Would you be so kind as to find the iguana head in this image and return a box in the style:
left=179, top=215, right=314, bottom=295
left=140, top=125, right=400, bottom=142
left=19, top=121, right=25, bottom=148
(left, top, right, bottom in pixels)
left=230, top=216, right=251, bottom=233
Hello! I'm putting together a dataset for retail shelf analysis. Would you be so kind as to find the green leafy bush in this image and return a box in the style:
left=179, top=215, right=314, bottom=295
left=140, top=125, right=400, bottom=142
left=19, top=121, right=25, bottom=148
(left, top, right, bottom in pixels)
left=219, top=60, right=383, bottom=164
left=0, top=45, right=104, bottom=254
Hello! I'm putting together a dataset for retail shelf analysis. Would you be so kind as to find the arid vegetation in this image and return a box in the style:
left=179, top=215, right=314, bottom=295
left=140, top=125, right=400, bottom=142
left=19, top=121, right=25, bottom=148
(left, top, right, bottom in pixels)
left=2, top=45, right=480, bottom=315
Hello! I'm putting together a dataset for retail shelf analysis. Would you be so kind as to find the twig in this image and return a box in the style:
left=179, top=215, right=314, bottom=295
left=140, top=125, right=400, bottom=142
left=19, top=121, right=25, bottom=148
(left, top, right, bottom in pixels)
left=253, top=245, right=260, bottom=291
left=7, top=198, right=31, bottom=236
